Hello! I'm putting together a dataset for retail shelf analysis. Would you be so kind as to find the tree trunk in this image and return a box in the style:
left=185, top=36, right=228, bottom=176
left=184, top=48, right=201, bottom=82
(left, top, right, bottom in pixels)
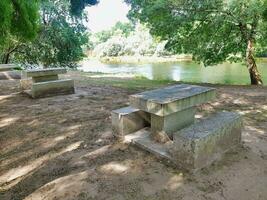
left=2, top=53, right=10, bottom=64
left=246, top=40, right=263, bottom=85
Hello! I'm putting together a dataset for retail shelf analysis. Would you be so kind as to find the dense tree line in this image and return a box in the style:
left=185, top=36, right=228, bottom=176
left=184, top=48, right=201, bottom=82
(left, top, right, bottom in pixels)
left=91, top=22, right=170, bottom=57
left=0, top=0, right=97, bottom=67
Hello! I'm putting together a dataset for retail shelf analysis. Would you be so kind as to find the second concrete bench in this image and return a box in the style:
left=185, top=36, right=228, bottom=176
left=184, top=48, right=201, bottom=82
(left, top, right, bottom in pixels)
left=0, top=64, right=21, bottom=80
left=21, top=68, right=75, bottom=98
left=171, top=111, right=242, bottom=171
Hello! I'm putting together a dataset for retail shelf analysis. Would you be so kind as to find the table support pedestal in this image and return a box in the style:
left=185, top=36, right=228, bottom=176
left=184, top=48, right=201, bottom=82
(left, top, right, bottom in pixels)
left=151, top=107, right=196, bottom=138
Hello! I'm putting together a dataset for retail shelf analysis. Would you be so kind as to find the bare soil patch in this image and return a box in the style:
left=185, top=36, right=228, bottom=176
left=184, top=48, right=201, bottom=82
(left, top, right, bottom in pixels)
left=0, top=71, right=266, bottom=200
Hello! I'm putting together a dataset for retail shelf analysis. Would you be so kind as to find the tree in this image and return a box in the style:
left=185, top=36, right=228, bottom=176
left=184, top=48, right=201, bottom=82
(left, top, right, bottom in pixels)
left=126, top=0, right=267, bottom=85
left=14, top=0, right=89, bottom=68
left=92, top=23, right=169, bottom=57
left=0, top=0, right=98, bottom=66
left=93, top=22, right=135, bottom=45
left=70, top=0, right=98, bottom=16
left=0, top=0, right=97, bottom=55
left=111, top=21, right=135, bottom=37
left=0, top=0, right=39, bottom=46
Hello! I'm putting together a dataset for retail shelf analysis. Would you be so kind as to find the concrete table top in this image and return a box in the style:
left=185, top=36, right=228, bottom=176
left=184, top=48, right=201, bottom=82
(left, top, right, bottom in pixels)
left=23, top=68, right=67, bottom=77
left=130, top=84, right=216, bottom=116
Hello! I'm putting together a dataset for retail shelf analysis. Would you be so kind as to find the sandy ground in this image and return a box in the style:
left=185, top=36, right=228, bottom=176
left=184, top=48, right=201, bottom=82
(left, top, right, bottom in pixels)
left=0, top=71, right=266, bottom=200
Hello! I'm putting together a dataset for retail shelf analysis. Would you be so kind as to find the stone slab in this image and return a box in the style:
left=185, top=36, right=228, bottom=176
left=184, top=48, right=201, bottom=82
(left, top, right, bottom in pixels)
left=31, top=79, right=75, bottom=98
left=130, top=84, right=216, bottom=116
left=23, top=68, right=67, bottom=78
left=24, top=89, right=32, bottom=97
left=151, top=107, right=196, bottom=138
left=111, top=106, right=150, bottom=138
left=0, top=71, right=21, bottom=80
left=171, top=111, right=242, bottom=171
left=124, top=127, right=151, bottom=143
left=0, top=64, right=17, bottom=72
left=130, top=128, right=174, bottom=161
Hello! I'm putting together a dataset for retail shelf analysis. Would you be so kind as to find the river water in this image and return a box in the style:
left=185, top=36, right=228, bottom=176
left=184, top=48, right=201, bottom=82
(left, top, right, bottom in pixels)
left=80, top=59, right=267, bottom=85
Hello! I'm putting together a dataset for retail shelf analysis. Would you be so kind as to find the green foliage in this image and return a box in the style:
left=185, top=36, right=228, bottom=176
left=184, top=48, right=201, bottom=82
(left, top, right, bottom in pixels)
left=263, top=0, right=267, bottom=21
left=94, top=30, right=113, bottom=44
left=14, top=0, right=88, bottom=68
left=81, top=72, right=175, bottom=90
left=0, top=0, right=39, bottom=45
left=111, top=21, right=135, bottom=37
left=92, top=23, right=170, bottom=57
left=126, top=0, right=267, bottom=66
left=0, top=0, right=13, bottom=44
left=0, top=0, right=97, bottom=46
left=93, top=22, right=135, bottom=44
left=70, top=0, right=98, bottom=16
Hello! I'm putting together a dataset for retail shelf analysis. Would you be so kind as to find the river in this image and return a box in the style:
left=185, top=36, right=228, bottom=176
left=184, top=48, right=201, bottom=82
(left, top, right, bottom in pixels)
left=80, top=59, right=267, bottom=85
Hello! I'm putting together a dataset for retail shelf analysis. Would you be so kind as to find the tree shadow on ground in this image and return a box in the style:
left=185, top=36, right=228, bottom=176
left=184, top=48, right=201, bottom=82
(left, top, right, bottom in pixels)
left=0, top=77, right=267, bottom=200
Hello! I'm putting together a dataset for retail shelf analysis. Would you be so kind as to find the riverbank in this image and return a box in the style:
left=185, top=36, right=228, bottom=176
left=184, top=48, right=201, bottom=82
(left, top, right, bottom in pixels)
left=97, top=55, right=192, bottom=64
left=88, top=56, right=267, bottom=65
left=80, top=57, right=267, bottom=85
left=0, top=71, right=266, bottom=200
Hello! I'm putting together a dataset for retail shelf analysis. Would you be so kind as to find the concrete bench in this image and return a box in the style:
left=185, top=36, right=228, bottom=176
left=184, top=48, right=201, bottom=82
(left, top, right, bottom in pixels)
left=0, top=64, right=21, bottom=80
left=129, top=111, right=242, bottom=171
left=0, top=71, right=21, bottom=80
left=111, top=106, right=150, bottom=139
left=29, top=79, right=74, bottom=98
left=21, top=68, right=74, bottom=98
left=171, top=111, right=242, bottom=171
left=0, top=64, right=17, bottom=72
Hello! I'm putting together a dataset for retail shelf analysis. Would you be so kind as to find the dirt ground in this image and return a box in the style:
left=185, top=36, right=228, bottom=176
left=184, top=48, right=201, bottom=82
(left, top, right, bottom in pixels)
left=0, top=71, right=266, bottom=200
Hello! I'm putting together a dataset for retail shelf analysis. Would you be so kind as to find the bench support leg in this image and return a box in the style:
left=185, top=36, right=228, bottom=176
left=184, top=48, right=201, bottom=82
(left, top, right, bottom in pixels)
left=33, top=75, right=59, bottom=83
left=112, top=107, right=150, bottom=139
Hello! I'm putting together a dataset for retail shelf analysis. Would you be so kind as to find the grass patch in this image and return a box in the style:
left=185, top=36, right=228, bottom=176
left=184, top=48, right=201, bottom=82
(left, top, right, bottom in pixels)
left=14, top=66, right=23, bottom=70
left=79, top=72, right=176, bottom=90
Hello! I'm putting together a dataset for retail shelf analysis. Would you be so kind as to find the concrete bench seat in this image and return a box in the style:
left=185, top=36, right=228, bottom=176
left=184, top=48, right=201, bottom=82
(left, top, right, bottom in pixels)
left=127, top=111, right=242, bottom=172
left=0, top=64, right=20, bottom=80
left=29, top=79, right=74, bottom=98
left=0, top=71, right=21, bottom=80
left=129, top=128, right=173, bottom=161
left=171, top=111, right=242, bottom=171
left=111, top=106, right=150, bottom=139
left=0, top=64, right=17, bottom=72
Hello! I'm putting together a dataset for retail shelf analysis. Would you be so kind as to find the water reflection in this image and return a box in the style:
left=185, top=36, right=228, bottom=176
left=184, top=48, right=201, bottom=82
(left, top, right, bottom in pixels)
left=80, top=59, right=266, bottom=85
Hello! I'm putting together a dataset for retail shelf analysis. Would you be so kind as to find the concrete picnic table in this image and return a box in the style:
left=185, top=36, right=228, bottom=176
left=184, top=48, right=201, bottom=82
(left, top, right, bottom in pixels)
left=20, top=68, right=74, bottom=98
left=112, top=84, right=242, bottom=171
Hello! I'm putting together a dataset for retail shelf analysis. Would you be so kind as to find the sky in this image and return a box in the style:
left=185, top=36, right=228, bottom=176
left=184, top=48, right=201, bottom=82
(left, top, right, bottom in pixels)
left=85, top=0, right=130, bottom=33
